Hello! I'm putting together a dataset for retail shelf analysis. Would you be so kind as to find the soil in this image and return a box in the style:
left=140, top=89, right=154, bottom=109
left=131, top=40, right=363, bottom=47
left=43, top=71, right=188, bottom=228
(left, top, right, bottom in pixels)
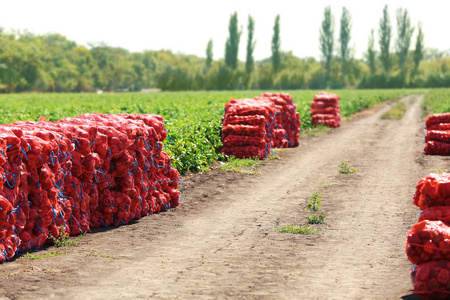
left=0, top=94, right=446, bottom=299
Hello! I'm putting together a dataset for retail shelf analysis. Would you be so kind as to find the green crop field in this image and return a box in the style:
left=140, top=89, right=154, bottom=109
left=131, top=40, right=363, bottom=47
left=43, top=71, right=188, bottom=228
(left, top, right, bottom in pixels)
left=0, top=89, right=444, bottom=174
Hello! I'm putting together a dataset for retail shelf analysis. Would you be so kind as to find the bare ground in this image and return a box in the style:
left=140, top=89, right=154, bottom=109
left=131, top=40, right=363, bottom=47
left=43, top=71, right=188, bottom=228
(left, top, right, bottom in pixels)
left=0, top=94, right=448, bottom=299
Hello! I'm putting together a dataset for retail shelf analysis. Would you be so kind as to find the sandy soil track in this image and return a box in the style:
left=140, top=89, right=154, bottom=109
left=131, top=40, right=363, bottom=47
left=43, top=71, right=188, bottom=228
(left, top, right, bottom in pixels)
left=0, top=95, right=445, bottom=299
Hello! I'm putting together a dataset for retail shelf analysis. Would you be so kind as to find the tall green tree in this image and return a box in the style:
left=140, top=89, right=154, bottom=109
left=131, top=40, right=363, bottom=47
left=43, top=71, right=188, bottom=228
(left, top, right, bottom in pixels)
left=366, top=29, right=377, bottom=75
left=413, top=22, right=424, bottom=74
left=246, top=15, right=256, bottom=73
left=378, top=5, right=392, bottom=73
left=271, top=15, right=281, bottom=72
left=396, top=8, right=414, bottom=75
left=319, top=6, right=334, bottom=84
left=205, top=39, right=213, bottom=72
left=339, top=7, right=352, bottom=85
left=225, top=12, right=241, bottom=70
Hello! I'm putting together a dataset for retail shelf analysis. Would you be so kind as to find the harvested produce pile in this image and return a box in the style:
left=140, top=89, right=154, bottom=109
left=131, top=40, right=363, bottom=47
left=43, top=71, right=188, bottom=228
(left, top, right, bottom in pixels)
left=221, top=98, right=275, bottom=159
left=221, top=93, right=301, bottom=159
left=424, top=113, right=450, bottom=155
left=257, top=93, right=301, bottom=148
left=0, top=113, right=180, bottom=263
left=310, top=92, right=341, bottom=128
left=406, top=173, right=450, bottom=298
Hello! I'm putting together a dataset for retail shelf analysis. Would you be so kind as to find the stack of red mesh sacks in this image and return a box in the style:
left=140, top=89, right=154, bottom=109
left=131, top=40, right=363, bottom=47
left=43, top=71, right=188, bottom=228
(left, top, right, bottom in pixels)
left=221, top=98, right=275, bottom=159
left=424, top=113, right=450, bottom=155
left=310, top=92, right=341, bottom=128
left=0, top=113, right=180, bottom=263
left=257, top=93, right=301, bottom=148
left=406, top=173, right=450, bottom=299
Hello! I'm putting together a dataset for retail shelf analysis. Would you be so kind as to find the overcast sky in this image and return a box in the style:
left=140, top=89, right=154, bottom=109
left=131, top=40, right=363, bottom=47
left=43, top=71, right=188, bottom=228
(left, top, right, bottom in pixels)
left=1, top=0, right=449, bottom=61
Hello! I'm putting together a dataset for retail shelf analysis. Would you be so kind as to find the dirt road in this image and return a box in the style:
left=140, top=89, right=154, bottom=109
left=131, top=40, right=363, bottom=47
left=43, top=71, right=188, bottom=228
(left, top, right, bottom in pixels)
left=0, top=95, right=444, bottom=299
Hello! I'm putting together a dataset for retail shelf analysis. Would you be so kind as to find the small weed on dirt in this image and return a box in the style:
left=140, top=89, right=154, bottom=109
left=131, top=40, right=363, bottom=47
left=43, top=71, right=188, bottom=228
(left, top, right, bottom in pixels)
left=381, top=102, right=407, bottom=119
left=339, top=161, right=357, bottom=174
left=306, top=191, right=326, bottom=224
left=50, top=228, right=86, bottom=247
left=276, top=224, right=320, bottom=235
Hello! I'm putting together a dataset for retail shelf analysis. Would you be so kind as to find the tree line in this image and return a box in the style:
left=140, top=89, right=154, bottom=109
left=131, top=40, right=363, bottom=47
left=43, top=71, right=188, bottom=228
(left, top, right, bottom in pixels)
left=0, top=5, right=449, bottom=93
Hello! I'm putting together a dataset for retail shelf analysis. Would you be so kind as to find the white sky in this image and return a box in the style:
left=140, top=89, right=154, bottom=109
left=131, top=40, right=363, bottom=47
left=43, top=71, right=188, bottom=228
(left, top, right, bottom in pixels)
left=0, top=0, right=449, bottom=61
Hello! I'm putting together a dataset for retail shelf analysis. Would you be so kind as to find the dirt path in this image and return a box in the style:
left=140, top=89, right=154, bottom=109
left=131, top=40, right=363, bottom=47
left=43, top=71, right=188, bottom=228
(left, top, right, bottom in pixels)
left=0, top=95, right=446, bottom=299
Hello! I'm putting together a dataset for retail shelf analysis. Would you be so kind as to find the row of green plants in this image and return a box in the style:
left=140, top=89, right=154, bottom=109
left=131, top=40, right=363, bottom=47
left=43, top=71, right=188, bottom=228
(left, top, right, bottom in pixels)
left=421, top=88, right=450, bottom=115
left=0, top=89, right=417, bottom=174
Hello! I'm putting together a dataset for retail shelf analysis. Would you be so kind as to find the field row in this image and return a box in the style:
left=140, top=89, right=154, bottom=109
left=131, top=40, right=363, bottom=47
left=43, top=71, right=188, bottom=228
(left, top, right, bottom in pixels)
left=0, top=89, right=448, bottom=174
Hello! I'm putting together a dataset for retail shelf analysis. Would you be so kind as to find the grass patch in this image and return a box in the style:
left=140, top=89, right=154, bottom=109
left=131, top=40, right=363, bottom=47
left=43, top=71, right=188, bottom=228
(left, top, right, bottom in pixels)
left=339, top=161, right=357, bottom=174
left=21, top=251, right=67, bottom=260
left=301, top=125, right=332, bottom=137
left=220, top=156, right=260, bottom=174
left=381, top=101, right=407, bottom=119
left=275, top=224, right=321, bottom=235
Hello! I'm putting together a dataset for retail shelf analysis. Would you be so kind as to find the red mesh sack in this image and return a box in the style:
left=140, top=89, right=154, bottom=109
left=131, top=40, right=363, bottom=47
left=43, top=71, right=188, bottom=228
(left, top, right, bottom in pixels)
left=414, top=173, right=450, bottom=209
left=221, top=146, right=268, bottom=160
left=420, top=207, right=450, bottom=226
left=412, top=260, right=450, bottom=300
left=428, top=123, right=450, bottom=131
left=426, top=113, right=450, bottom=129
left=223, top=115, right=266, bottom=127
left=425, top=141, right=450, bottom=156
left=405, top=220, right=450, bottom=265
left=425, top=131, right=450, bottom=144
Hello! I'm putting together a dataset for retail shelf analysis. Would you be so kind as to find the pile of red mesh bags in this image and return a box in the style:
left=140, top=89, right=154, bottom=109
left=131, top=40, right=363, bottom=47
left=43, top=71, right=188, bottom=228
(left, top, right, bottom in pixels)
left=221, top=93, right=301, bottom=159
left=406, top=173, right=450, bottom=298
left=310, top=91, right=341, bottom=128
left=424, top=113, right=450, bottom=155
left=257, top=93, right=301, bottom=148
left=221, top=98, right=275, bottom=159
left=0, top=113, right=179, bottom=263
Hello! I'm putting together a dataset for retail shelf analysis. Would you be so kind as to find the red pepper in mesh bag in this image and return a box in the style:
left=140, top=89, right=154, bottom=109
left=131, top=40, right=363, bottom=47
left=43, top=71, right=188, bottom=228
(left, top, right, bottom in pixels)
left=412, top=260, right=450, bottom=300
left=406, top=220, right=450, bottom=265
left=414, top=173, right=450, bottom=209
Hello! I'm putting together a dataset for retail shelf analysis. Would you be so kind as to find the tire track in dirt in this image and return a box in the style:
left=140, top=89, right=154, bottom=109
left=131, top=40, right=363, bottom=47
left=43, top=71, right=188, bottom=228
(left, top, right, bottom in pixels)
left=0, top=95, right=443, bottom=299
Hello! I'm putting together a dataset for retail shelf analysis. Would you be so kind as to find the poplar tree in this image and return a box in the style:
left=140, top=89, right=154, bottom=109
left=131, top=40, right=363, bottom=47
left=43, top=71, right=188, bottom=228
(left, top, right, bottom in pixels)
left=246, top=15, right=256, bottom=73
left=319, top=6, right=334, bottom=83
left=339, top=7, right=351, bottom=85
left=367, top=29, right=376, bottom=75
left=271, top=15, right=281, bottom=72
left=396, top=8, right=414, bottom=75
left=378, top=5, right=392, bottom=73
left=413, top=22, right=424, bottom=74
left=205, top=39, right=213, bottom=71
left=225, top=12, right=241, bottom=70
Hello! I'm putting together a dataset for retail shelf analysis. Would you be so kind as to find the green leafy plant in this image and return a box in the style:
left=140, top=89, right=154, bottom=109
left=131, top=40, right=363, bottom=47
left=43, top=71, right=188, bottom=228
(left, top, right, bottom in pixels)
left=306, top=191, right=326, bottom=224
left=49, top=227, right=85, bottom=247
left=307, top=191, right=323, bottom=211
left=276, top=224, right=320, bottom=235
left=306, top=212, right=325, bottom=224
left=339, top=161, right=357, bottom=174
